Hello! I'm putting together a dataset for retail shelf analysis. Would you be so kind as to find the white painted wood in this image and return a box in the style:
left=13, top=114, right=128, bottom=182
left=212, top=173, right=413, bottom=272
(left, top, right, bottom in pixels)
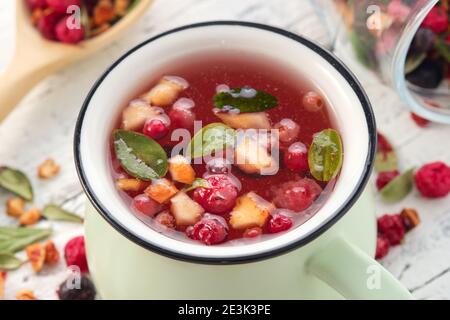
left=1, top=0, right=449, bottom=300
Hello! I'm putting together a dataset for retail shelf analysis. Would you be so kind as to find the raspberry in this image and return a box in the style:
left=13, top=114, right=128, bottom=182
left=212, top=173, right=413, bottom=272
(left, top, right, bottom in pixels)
left=377, top=132, right=393, bottom=152
left=132, top=194, right=162, bottom=217
left=272, top=178, right=322, bottom=212
left=377, top=214, right=405, bottom=245
left=267, top=214, right=293, bottom=233
left=46, top=0, right=81, bottom=13
left=55, top=16, right=84, bottom=44
left=415, top=161, right=450, bottom=198
left=422, top=6, right=448, bottom=34
left=64, top=236, right=88, bottom=273
left=37, top=10, right=63, bottom=40
left=375, top=236, right=390, bottom=260
left=376, top=170, right=400, bottom=191
left=193, top=175, right=238, bottom=214
left=154, top=211, right=175, bottom=229
left=187, top=217, right=227, bottom=245
left=27, top=0, right=48, bottom=10
left=410, top=112, right=430, bottom=127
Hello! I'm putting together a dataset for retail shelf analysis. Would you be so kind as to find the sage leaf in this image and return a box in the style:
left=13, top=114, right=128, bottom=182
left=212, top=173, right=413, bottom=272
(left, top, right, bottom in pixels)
left=0, top=253, right=23, bottom=271
left=0, top=227, right=52, bottom=254
left=113, top=130, right=168, bottom=181
left=308, top=129, right=343, bottom=182
left=187, top=123, right=235, bottom=159
left=375, top=151, right=398, bottom=172
left=380, top=168, right=415, bottom=203
left=184, top=178, right=211, bottom=192
left=0, top=167, right=33, bottom=201
left=42, top=205, right=83, bottom=223
left=213, top=87, right=278, bottom=113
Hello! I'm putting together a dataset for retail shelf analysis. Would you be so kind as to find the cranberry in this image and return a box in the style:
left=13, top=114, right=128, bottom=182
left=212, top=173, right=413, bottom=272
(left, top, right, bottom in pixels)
left=132, top=194, right=162, bottom=217
left=193, top=175, right=238, bottom=214
left=415, top=161, right=450, bottom=198
left=243, top=227, right=262, bottom=238
left=154, top=211, right=175, bottom=229
left=274, top=119, right=300, bottom=144
left=37, top=11, right=63, bottom=40
left=267, top=214, right=293, bottom=233
left=272, top=178, right=322, bottom=212
left=46, top=0, right=81, bottom=13
left=55, top=16, right=84, bottom=44
left=410, top=112, right=430, bottom=127
left=376, top=170, right=400, bottom=191
left=422, top=6, right=448, bottom=34
left=283, top=142, right=308, bottom=172
left=169, top=107, right=195, bottom=129
left=375, top=236, right=390, bottom=260
left=64, top=236, right=88, bottom=273
left=303, top=91, right=324, bottom=112
left=187, top=217, right=227, bottom=245
left=27, top=0, right=47, bottom=10
left=377, top=214, right=405, bottom=245
left=143, top=119, right=169, bottom=140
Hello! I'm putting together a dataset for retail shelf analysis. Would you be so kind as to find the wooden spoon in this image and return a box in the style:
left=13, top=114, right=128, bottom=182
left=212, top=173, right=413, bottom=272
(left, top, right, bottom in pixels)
left=0, top=0, right=153, bottom=122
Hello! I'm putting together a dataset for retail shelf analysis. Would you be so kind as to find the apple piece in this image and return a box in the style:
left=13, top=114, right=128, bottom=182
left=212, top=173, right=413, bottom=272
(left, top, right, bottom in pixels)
left=121, top=100, right=163, bottom=131
left=116, top=178, right=149, bottom=192
left=141, top=76, right=189, bottom=106
left=234, top=136, right=277, bottom=175
left=168, top=155, right=196, bottom=184
left=215, top=112, right=271, bottom=130
left=144, top=178, right=178, bottom=204
left=229, top=192, right=274, bottom=230
left=170, top=191, right=204, bottom=226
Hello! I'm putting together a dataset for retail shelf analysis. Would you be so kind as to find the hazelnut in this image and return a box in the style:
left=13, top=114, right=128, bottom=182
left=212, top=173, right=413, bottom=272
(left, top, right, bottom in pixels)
left=16, top=290, right=37, bottom=300
left=38, top=158, right=60, bottom=179
left=400, top=208, right=420, bottom=232
left=20, top=208, right=42, bottom=226
left=6, top=197, right=25, bottom=218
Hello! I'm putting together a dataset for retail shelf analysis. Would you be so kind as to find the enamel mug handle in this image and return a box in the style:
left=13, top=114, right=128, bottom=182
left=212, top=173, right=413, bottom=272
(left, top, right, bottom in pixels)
left=307, top=237, right=413, bottom=300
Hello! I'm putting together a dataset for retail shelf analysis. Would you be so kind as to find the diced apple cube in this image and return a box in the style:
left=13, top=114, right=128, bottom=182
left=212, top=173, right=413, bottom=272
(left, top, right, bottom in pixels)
left=229, top=192, right=274, bottom=230
left=168, top=155, right=196, bottom=184
left=122, top=100, right=161, bottom=131
left=116, top=178, right=149, bottom=192
left=234, top=136, right=277, bottom=175
left=141, top=76, right=189, bottom=106
left=170, top=191, right=204, bottom=226
left=145, top=178, right=178, bottom=204
left=215, top=112, right=271, bottom=130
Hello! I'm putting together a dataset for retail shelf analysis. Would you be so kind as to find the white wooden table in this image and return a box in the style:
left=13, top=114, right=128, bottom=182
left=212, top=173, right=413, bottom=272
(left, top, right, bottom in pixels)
left=1, top=0, right=450, bottom=300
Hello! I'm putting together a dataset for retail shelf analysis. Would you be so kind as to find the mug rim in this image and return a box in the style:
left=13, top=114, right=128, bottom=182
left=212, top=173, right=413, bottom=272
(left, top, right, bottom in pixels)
left=74, top=21, right=377, bottom=265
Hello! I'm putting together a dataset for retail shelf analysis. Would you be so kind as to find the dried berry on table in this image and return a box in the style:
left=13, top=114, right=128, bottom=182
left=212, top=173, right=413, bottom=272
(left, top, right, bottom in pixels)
left=57, top=275, right=96, bottom=300
left=6, top=197, right=25, bottom=218
left=410, top=112, right=431, bottom=127
left=26, top=243, right=46, bottom=273
left=377, top=214, right=405, bottom=246
left=44, top=240, right=60, bottom=265
left=37, top=158, right=60, bottom=179
left=375, top=236, right=390, bottom=260
left=64, top=236, right=89, bottom=273
left=415, top=161, right=450, bottom=198
left=376, top=170, right=400, bottom=191
left=19, top=208, right=42, bottom=226
left=16, top=290, right=37, bottom=300
left=0, top=272, right=5, bottom=300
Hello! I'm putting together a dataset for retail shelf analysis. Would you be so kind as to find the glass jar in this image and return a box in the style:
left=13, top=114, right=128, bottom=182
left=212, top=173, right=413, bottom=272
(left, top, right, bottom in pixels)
left=315, top=0, right=450, bottom=124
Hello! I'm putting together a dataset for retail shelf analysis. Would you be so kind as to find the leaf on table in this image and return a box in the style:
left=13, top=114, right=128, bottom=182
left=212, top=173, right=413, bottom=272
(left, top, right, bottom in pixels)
left=42, top=204, right=83, bottom=223
left=0, top=253, right=23, bottom=271
left=375, top=132, right=398, bottom=173
left=380, top=168, right=415, bottom=203
left=0, top=227, right=52, bottom=254
left=0, top=167, right=33, bottom=201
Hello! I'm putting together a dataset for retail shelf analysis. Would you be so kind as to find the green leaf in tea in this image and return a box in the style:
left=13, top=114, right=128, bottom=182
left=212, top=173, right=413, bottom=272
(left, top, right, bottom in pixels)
left=0, top=227, right=52, bottom=254
left=0, top=167, right=33, bottom=201
left=375, top=151, right=398, bottom=172
left=380, top=168, right=415, bottom=203
left=114, top=130, right=168, bottom=181
left=308, top=129, right=343, bottom=182
left=0, top=253, right=23, bottom=271
left=187, top=123, right=235, bottom=159
left=42, top=205, right=83, bottom=223
left=213, top=87, right=278, bottom=113
left=184, top=178, right=212, bottom=192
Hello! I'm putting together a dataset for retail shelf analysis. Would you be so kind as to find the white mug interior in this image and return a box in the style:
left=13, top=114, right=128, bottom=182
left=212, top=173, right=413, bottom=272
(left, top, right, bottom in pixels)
left=75, top=22, right=375, bottom=263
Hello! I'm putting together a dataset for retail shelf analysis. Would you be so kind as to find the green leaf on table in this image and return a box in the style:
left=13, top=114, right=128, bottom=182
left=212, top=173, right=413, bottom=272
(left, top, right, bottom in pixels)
left=0, top=227, right=52, bottom=254
left=308, top=129, right=343, bottom=182
left=0, top=253, right=23, bottom=271
left=213, top=87, right=278, bottom=113
left=380, top=168, right=415, bottom=203
left=113, top=130, right=168, bottom=181
left=184, top=178, right=211, bottom=192
left=42, top=204, right=83, bottom=223
left=187, top=123, right=235, bottom=159
left=374, top=151, right=398, bottom=172
left=0, top=167, right=33, bottom=201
